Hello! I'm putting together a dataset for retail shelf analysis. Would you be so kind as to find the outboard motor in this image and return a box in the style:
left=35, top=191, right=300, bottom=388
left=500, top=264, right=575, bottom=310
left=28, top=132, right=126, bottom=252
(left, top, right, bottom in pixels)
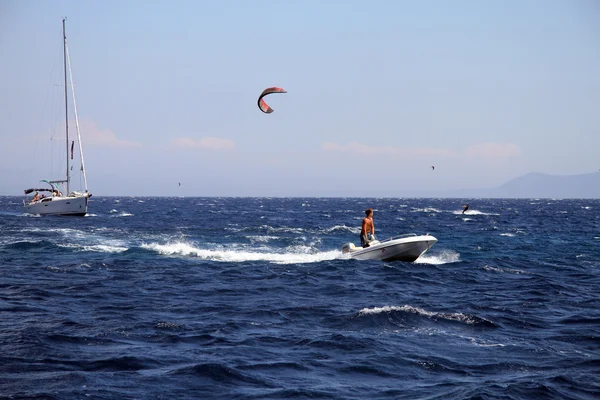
left=341, top=243, right=356, bottom=254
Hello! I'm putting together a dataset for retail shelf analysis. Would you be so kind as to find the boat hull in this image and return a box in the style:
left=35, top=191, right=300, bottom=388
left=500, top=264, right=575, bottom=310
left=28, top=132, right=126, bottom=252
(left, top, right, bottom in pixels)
left=23, top=195, right=88, bottom=216
left=342, top=234, right=437, bottom=262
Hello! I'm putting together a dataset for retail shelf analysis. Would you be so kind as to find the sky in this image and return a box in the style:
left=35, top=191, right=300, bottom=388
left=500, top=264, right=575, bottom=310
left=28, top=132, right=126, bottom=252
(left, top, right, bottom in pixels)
left=1, top=0, right=599, bottom=196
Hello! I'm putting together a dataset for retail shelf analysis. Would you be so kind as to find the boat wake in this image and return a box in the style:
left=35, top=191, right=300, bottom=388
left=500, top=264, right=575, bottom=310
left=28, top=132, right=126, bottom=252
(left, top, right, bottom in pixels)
left=141, top=241, right=342, bottom=264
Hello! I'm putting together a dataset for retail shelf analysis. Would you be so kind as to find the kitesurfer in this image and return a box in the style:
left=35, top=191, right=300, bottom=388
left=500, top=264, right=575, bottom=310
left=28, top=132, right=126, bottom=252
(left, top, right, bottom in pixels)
left=360, top=208, right=375, bottom=248
left=462, top=203, right=470, bottom=214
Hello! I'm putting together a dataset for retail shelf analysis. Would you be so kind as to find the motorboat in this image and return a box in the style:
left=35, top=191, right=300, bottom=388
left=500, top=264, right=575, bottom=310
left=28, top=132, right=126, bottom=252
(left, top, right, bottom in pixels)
left=342, top=233, right=437, bottom=262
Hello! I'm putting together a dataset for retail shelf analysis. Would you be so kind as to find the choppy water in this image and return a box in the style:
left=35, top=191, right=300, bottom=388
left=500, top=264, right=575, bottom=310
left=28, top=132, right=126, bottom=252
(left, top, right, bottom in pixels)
left=1, top=197, right=598, bottom=399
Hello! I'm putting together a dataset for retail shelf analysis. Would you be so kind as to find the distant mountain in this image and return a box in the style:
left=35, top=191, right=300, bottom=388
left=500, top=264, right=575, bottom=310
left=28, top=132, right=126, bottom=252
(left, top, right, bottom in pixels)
left=460, top=172, right=600, bottom=199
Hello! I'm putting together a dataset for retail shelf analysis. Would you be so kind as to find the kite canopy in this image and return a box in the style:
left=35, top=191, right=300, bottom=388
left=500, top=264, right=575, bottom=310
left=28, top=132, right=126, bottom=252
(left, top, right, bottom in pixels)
left=257, top=87, right=287, bottom=114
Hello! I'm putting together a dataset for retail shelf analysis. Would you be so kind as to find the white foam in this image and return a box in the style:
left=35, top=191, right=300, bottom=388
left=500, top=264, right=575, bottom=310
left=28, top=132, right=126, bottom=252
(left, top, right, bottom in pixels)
left=412, top=208, right=442, bottom=213
left=499, top=233, right=515, bottom=237
left=260, top=225, right=304, bottom=234
left=19, top=213, right=41, bottom=218
left=58, top=243, right=128, bottom=253
left=358, top=305, right=482, bottom=325
left=246, top=235, right=279, bottom=243
left=142, top=241, right=342, bottom=264
left=415, top=250, right=460, bottom=265
left=323, top=225, right=361, bottom=234
left=453, top=210, right=499, bottom=216
left=112, top=211, right=133, bottom=217
left=482, top=265, right=526, bottom=274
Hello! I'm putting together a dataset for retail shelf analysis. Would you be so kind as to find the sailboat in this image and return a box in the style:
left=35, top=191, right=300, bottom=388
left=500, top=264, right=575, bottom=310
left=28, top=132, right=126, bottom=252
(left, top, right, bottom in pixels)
left=23, top=19, right=92, bottom=216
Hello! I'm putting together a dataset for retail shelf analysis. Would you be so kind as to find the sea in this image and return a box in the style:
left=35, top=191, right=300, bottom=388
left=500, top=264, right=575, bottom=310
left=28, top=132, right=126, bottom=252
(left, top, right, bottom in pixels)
left=0, top=196, right=598, bottom=400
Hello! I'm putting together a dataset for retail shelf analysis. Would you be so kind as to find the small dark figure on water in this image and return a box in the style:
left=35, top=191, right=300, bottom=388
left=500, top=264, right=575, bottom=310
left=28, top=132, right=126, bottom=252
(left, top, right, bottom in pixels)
left=360, top=208, right=375, bottom=247
left=462, top=203, right=470, bottom=214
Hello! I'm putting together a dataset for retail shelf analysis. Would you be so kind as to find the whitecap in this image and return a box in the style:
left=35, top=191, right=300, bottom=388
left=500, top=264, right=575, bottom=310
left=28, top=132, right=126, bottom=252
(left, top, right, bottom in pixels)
left=412, top=208, right=442, bottom=213
left=58, top=243, right=128, bottom=253
left=323, top=225, right=361, bottom=234
left=358, top=305, right=491, bottom=326
left=482, top=265, right=526, bottom=274
left=453, top=210, right=499, bottom=216
left=112, top=212, right=133, bottom=217
left=246, top=235, right=279, bottom=243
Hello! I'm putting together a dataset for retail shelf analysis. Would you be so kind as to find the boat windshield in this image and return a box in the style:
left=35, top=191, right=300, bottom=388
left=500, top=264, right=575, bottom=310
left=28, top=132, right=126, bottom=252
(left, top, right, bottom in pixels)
left=379, top=233, right=418, bottom=243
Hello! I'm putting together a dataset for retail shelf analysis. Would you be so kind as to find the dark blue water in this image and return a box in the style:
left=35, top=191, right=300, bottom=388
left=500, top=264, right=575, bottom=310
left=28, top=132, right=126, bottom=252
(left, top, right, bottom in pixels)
left=1, top=197, right=598, bottom=399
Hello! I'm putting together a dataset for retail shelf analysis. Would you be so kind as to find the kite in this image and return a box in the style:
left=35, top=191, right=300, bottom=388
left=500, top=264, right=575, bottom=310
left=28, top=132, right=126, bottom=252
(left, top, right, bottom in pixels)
left=431, top=166, right=435, bottom=170
left=257, top=87, right=287, bottom=114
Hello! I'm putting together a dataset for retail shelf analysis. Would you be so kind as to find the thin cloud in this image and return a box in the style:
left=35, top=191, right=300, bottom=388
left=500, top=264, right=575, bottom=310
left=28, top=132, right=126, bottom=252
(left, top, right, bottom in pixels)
left=82, top=120, right=142, bottom=148
left=322, top=141, right=455, bottom=157
left=465, top=143, right=521, bottom=158
left=172, top=137, right=235, bottom=150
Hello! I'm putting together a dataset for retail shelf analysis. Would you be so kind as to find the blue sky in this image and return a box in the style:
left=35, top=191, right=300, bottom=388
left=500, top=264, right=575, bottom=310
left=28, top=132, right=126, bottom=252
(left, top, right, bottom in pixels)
left=1, top=0, right=599, bottom=196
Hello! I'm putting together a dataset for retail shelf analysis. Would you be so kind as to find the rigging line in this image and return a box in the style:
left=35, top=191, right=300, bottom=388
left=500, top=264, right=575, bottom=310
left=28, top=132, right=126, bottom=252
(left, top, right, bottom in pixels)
left=29, top=38, right=63, bottom=183
left=65, top=41, right=88, bottom=192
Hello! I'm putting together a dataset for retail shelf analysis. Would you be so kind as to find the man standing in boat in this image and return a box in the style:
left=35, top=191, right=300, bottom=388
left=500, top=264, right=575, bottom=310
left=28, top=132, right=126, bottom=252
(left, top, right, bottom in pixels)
left=360, top=208, right=375, bottom=248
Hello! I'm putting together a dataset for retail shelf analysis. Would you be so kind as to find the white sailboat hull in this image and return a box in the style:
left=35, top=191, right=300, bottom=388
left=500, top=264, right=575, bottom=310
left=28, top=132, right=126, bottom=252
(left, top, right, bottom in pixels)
left=23, top=194, right=89, bottom=216
left=342, top=234, right=437, bottom=262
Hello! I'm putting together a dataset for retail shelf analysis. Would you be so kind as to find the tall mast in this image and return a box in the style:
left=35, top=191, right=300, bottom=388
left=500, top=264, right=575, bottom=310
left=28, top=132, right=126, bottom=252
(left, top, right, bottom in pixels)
left=62, top=18, right=70, bottom=194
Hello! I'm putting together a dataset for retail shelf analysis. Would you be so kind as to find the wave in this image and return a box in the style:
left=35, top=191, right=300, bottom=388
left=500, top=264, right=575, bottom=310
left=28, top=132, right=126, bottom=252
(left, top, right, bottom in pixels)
left=141, top=241, right=342, bottom=264
left=322, top=224, right=361, bottom=234
left=357, top=305, right=497, bottom=327
left=412, top=208, right=443, bottom=213
left=19, top=213, right=41, bottom=218
left=110, top=211, right=133, bottom=217
left=453, top=210, right=500, bottom=216
left=481, top=265, right=527, bottom=274
left=415, top=249, right=460, bottom=265
left=169, top=362, right=271, bottom=386
left=245, top=235, right=280, bottom=243
left=4, top=240, right=56, bottom=250
left=57, top=243, right=129, bottom=253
